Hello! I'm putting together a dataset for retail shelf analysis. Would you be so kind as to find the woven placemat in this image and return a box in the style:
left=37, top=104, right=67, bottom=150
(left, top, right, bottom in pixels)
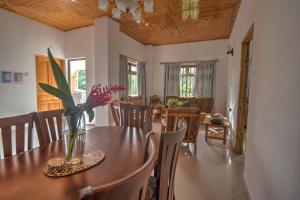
left=44, top=150, right=105, bottom=178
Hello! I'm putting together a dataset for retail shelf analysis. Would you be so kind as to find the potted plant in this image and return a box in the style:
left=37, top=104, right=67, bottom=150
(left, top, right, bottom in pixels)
left=149, top=95, right=162, bottom=108
left=39, top=49, right=124, bottom=163
left=166, top=98, right=183, bottom=108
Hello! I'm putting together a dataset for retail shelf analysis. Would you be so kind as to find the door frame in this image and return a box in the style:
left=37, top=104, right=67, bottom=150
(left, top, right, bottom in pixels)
left=234, top=24, right=254, bottom=154
left=35, top=54, right=65, bottom=112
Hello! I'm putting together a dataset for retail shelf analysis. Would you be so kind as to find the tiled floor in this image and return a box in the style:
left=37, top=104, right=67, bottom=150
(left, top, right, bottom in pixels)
left=153, top=123, right=249, bottom=200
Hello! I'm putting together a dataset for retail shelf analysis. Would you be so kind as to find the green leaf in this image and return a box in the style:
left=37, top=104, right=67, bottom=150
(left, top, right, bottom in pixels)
left=69, top=114, right=78, bottom=132
left=39, top=83, right=70, bottom=101
left=47, top=48, right=74, bottom=105
left=86, top=109, right=95, bottom=123
left=39, top=83, right=75, bottom=113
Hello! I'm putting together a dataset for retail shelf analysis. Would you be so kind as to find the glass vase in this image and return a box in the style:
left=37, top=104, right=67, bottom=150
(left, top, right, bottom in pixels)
left=62, top=113, right=86, bottom=164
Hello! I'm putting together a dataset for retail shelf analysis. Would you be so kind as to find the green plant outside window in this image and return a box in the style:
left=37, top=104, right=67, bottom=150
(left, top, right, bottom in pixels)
left=77, top=70, right=86, bottom=90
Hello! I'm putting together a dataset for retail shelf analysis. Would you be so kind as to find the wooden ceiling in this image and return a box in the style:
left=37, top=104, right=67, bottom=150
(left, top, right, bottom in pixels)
left=0, top=0, right=241, bottom=45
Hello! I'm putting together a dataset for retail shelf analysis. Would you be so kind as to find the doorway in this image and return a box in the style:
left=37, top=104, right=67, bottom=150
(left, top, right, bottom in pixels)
left=36, top=55, right=65, bottom=112
left=68, top=58, right=95, bottom=126
left=68, top=58, right=87, bottom=106
left=234, top=25, right=254, bottom=154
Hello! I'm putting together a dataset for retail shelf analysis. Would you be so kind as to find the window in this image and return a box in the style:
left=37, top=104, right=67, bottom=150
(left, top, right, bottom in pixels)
left=68, top=58, right=87, bottom=92
left=68, top=58, right=87, bottom=105
left=128, top=61, right=138, bottom=96
left=180, top=66, right=196, bottom=97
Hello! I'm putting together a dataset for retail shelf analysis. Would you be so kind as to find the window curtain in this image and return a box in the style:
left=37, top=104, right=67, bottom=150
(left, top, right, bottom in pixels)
left=138, top=61, right=147, bottom=104
left=119, top=54, right=128, bottom=98
left=194, top=61, right=215, bottom=98
left=163, top=63, right=181, bottom=101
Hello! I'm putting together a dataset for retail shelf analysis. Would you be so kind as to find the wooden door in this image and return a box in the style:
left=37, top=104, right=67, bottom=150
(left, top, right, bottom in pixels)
left=36, top=55, right=65, bottom=112
left=234, top=25, right=254, bottom=154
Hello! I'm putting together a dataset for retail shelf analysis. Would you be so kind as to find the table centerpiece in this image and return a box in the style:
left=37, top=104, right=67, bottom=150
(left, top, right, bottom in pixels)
left=39, top=48, right=124, bottom=164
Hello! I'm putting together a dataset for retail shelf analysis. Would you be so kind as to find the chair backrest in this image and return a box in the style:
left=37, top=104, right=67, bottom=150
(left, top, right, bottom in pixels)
left=110, top=100, right=121, bottom=126
left=0, top=113, right=41, bottom=158
left=36, top=109, right=64, bottom=145
left=121, top=96, right=143, bottom=105
left=161, top=107, right=201, bottom=141
left=120, top=103, right=153, bottom=132
left=79, top=133, right=157, bottom=200
left=157, top=118, right=187, bottom=200
left=165, top=96, right=214, bottom=113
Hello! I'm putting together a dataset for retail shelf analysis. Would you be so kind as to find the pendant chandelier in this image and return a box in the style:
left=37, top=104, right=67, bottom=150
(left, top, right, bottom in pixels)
left=98, top=0, right=154, bottom=23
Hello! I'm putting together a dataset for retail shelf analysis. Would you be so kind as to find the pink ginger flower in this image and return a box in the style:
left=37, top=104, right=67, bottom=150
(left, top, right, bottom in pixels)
left=84, top=84, right=124, bottom=110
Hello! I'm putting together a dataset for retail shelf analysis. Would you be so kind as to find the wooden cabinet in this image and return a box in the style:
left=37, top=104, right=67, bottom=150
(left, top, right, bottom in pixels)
left=36, top=55, right=65, bottom=112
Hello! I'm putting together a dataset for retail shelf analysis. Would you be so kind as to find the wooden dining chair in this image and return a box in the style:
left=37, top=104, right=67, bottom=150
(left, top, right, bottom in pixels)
left=120, top=103, right=153, bottom=132
left=79, top=133, right=157, bottom=200
left=121, top=95, right=144, bottom=105
left=161, top=107, right=201, bottom=154
left=0, top=112, right=42, bottom=158
left=110, top=100, right=121, bottom=126
left=148, top=118, right=187, bottom=200
left=36, top=109, right=64, bottom=144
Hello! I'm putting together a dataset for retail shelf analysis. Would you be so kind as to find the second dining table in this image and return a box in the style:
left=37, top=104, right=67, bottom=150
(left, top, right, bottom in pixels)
left=0, top=126, right=148, bottom=200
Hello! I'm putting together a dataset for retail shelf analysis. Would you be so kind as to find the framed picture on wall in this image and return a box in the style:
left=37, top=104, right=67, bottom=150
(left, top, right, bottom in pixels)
left=1, top=71, right=13, bottom=84
left=13, top=72, right=24, bottom=83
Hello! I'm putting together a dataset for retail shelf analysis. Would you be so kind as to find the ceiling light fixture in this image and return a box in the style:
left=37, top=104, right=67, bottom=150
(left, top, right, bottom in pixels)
left=98, top=0, right=154, bottom=23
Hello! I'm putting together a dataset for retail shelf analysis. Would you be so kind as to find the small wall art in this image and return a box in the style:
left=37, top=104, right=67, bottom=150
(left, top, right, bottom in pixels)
left=13, top=72, right=24, bottom=84
left=1, top=71, right=13, bottom=84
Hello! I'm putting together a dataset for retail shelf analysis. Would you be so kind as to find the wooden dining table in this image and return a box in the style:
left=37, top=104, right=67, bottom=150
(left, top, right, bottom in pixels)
left=0, top=126, right=148, bottom=200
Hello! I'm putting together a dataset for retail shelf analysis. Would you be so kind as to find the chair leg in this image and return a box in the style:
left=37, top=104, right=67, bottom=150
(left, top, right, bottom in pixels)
left=194, top=143, right=197, bottom=155
left=205, top=125, right=208, bottom=142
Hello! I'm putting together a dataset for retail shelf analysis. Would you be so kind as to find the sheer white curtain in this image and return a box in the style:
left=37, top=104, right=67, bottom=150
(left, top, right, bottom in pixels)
left=163, top=63, right=181, bottom=101
left=194, top=61, right=215, bottom=98
left=138, top=61, right=146, bottom=104
left=119, top=54, right=128, bottom=98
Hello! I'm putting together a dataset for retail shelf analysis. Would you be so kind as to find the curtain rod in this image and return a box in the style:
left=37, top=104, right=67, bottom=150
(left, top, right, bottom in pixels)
left=160, top=59, right=218, bottom=65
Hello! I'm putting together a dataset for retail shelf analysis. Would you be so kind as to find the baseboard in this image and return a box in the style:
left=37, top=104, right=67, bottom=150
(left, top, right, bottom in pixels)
left=243, top=174, right=252, bottom=200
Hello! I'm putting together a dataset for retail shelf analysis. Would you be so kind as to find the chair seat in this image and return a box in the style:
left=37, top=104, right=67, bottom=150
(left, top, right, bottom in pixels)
left=147, top=176, right=157, bottom=200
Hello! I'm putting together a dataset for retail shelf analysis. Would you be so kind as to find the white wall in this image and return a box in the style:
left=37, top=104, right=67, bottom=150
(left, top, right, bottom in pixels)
left=94, top=17, right=110, bottom=126
left=65, top=26, right=95, bottom=94
left=228, top=0, right=300, bottom=199
left=151, top=40, right=229, bottom=113
left=0, top=9, right=65, bottom=117
left=227, top=0, right=257, bottom=144
left=144, top=45, right=155, bottom=102
left=56, top=17, right=147, bottom=126
left=107, top=17, right=146, bottom=86
left=65, top=18, right=229, bottom=126
left=1, top=9, right=229, bottom=126
left=107, top=18, right=147, bottom=124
